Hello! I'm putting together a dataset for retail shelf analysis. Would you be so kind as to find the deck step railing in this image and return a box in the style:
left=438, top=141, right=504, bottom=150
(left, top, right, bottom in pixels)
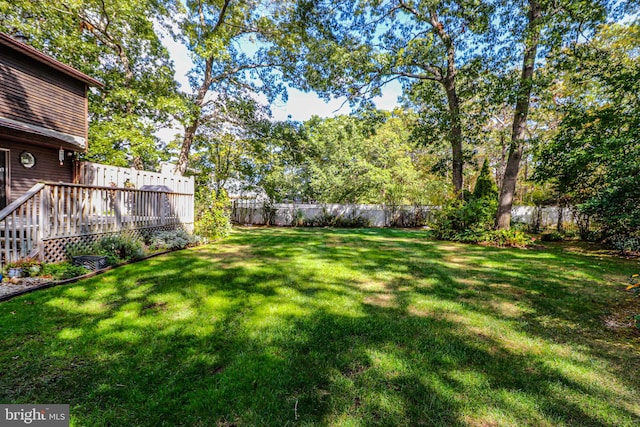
left=0, top=183, right=45, bottom=265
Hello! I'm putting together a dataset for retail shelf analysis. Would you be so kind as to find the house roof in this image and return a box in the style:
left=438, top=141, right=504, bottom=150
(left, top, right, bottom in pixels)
left=0, top=116, right=86, bottom=150
left=0, top=33, right=103, bottom=88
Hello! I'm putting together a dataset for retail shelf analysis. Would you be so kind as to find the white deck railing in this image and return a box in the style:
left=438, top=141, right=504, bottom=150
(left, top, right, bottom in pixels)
left=0, top=181, right=194, bottom=264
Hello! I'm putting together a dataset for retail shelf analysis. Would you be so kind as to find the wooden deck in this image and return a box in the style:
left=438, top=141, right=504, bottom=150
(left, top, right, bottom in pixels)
left=0, top=181, right=194, bottom=264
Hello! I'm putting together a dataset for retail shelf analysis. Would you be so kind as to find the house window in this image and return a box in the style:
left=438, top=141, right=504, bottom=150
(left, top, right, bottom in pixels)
left=19, top=151, right=36, bottom=168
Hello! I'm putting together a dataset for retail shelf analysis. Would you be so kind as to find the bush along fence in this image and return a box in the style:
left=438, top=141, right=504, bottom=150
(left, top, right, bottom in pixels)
left=232, top=200, right=581, bottom=230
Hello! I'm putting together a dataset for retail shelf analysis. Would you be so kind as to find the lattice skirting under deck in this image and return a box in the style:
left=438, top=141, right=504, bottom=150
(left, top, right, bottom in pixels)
left=42, top=224, right=191, bottom=263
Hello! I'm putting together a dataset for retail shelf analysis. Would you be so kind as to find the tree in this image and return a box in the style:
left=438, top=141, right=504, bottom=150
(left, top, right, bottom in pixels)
left=277, top=0, right=497, bottom=196
left=495, top=0, right=542, bottom=229
left=0, top=0, right=182, bottom=170
left=474, top=158, right=498, bottom=201
left=172, top=0, right=288, bottom=176
left=495, top=0, right=612, bottom=229
left=238, top=109, right=447, bottom=205
left=535, top=22, right=640, bottom=239
left=187, top=97, right=271, bottom=197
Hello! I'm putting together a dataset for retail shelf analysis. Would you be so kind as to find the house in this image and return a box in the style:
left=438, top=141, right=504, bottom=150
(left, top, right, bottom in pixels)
left=0, top=33, right=193, bottom=264
left=0, top=33, right=103, bottom=207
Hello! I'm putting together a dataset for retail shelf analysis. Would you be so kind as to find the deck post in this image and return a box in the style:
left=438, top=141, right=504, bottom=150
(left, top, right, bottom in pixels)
left=38, top=186, right=51, bottom=261
left=114, top=189, right=123, bottom=229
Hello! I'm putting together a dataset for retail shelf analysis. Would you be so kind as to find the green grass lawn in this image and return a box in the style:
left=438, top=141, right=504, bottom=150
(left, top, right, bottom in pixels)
left=1, top=227, right=639, bottom=426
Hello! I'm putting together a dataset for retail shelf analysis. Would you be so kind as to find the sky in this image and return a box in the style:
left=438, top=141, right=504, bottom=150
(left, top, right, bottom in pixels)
left=161, top=33, right=403, bottom=124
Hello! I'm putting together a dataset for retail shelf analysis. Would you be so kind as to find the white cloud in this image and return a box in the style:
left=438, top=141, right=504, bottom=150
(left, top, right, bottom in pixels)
left=269, top=81, right=402, bottom=122
left=269, top=88, right=350, bottom=121
left=157, top=22, right=193, bottom=93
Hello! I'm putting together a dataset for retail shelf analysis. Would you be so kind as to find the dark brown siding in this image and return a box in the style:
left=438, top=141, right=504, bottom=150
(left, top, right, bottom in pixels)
left=0, top=139, right=73, bottom=203
left=0, top=44, right=87, bottom=139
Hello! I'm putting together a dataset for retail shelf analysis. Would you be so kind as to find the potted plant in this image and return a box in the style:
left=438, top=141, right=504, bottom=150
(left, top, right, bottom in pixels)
left=6, top=257, right=42, bottom=278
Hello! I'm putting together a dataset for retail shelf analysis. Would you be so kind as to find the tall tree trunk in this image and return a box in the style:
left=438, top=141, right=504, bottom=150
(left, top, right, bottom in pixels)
left=496, top=0, right=542, bottom=229
left=173, top=1, right=231, bottom=176
left=496, top=131, right=507, bottom=189
left=444, top=76, right=464, bottom=196
left=556, top=203, right=564, bottom=233
left=423, top=8, right=464, bottom=195
left=173, top=59, right=213, bottom=176
left=398, top=4, right=465, bottom=195
left=175, top=119, right=200, bottom=176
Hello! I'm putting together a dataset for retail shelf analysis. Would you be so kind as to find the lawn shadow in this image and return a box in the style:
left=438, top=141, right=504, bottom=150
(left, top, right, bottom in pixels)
left=0, top=227, right=638, bottom=426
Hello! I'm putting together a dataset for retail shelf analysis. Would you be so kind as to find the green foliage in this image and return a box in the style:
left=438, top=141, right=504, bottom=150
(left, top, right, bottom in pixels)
left=41, top=262, right=91, bottom=280
left=541, top=231, right=565, bottom=242
left=430, top=158, right=500, bottom=239
left=431, top=226, right=532, bottom=248
left=389, top=207, right=432, bottom=228
left=428, top=162, right=531, bottom=246
left=291, top=209, right=305, bottom=227
left=0, top=0, right=183, bottom=170
left=303, top=208, right=371, bottom=228
left=610, top=234, right=640, bottom=255
left=535, top=23, right=640, bottom=242
left=145, top=230, right=201, bottom=251
left=64, top=235, right=144, bottom=264
left=473, top=158, right=498, bottom=201
left=187, top=98, right=273, bottom=196
left=194, top=189, right=232, bottom=240
left=430, top=197, right=497, bottom=240
left=261, top=200, right=278, bottom=226
left=94, top=235, right=145, bottom=264
left=251, top=112, right=448, bottom=206
left=485, top=229, right=533, bottom=248
left=173, top=0, right=289, bottom=174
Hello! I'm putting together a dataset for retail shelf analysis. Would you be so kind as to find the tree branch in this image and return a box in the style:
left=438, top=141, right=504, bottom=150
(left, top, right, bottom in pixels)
left=212, top=0, right=232, bottom=34
left=392, top=70, right=442, bottom=82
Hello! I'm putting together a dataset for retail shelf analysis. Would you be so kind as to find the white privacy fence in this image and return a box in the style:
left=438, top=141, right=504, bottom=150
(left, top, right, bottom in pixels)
left=232, top=200, right=578, bottom=230
left=77, top=162, right=194, bottom=194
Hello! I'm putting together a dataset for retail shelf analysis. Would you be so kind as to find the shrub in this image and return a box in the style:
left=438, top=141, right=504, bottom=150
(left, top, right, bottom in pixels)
left=473, top=158, right=498, bottom=200
left=64, top=234, right=144, bottom=264
left=195, top=190, right=232, bottom=239
left=389, top=207, right=431, bottom=228
left=261, top=200, right=277, bottom=226
left=541, top=231, right=564, bottom=242
left=486, top=229, right=532, bottom=248
left=429, top=197, right=497, bottom=240
left=303, top=208, right=371, bottom=228
left=291, top=209, right=305, bottom=227
left=304, top=208, right=336, bottom=227
left=610, top=234, right=640, bottom=255
left=146, top=230, right=201, bottom=251
left=94, top=235, right=145, bottom=264
left=432, top=228, right=532, bottom=248
left=41, top=262, right=91, bottom=280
